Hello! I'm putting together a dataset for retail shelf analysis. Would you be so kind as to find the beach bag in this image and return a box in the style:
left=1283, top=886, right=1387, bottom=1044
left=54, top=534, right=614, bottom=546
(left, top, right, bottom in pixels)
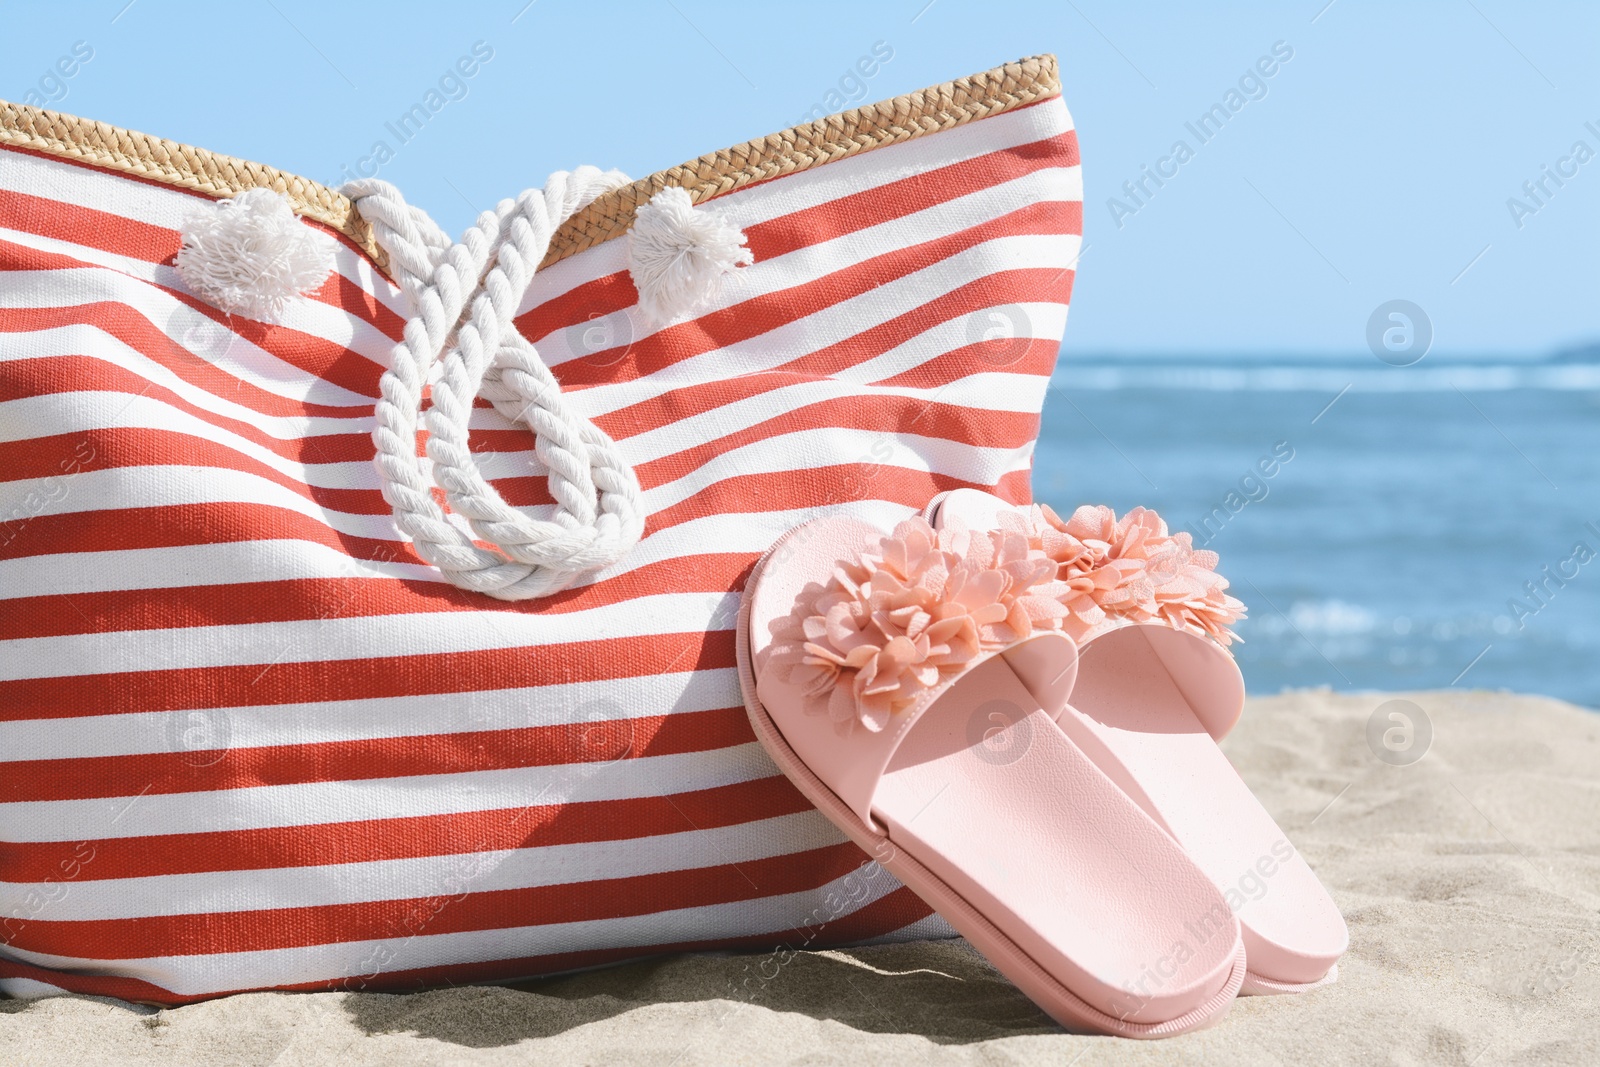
left=0, top=55, right=1081, bottom=1003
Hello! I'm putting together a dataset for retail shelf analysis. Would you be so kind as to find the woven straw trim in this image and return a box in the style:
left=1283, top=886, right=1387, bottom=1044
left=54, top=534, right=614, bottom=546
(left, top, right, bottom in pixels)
left=545, top=53, right=1059, bottom=265
left=0, top=101, right=388, bottom=270
left=0, top=54, right=1058, bottom=277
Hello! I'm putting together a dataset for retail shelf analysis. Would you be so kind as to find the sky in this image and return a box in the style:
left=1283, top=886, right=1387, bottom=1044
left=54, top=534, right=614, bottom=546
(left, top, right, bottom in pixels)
left=4, top=0, right=1597, bottom=355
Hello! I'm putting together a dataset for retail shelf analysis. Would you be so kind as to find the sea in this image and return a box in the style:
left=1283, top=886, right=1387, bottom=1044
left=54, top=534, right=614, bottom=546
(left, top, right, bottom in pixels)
left=1030, top=352, right=1600, bottom=711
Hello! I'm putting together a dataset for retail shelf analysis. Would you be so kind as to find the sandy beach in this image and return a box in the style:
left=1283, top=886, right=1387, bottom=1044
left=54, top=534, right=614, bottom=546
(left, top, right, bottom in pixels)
left=2, top=688, right=1596, bottom=1067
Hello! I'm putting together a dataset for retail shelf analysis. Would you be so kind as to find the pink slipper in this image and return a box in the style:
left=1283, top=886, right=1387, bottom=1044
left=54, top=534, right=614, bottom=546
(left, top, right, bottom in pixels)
left=736, top=514, right=1247, bottom=1037
left=923, top=489, right=1349, bottom=995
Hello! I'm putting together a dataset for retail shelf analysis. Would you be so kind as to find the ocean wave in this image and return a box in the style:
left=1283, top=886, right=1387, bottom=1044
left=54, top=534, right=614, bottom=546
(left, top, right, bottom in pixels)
left=1248, top=599, right=1380, bottom=638
left=1241, top=601, right=1517, bottom=644
left=1054, top=362, right=1600, bottom=392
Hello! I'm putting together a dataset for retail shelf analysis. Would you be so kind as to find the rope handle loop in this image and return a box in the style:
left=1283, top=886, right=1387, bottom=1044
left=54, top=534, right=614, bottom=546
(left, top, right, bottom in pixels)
left=344, top=168, right=643, bottom=601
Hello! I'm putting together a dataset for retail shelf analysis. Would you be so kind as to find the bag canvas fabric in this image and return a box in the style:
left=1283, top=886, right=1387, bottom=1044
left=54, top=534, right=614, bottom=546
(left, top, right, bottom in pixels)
left=0, top=57, right=1081, bottom=1003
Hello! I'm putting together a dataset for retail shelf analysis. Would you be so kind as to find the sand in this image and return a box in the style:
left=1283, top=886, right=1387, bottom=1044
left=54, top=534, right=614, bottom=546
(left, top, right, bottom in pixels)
left=3, top=688, right=1597, bottom=1067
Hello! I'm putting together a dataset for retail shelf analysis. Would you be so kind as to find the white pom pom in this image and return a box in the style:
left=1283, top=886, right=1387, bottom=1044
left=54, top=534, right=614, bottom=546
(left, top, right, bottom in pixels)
left=626, top=186, right=753, bottom=323
left=176, top=188, right=335, bottom=320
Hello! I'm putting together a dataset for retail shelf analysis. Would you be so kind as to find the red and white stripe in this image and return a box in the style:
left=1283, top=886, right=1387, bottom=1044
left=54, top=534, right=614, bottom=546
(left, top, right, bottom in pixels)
left=0, top=92, right=1081, bottom=1002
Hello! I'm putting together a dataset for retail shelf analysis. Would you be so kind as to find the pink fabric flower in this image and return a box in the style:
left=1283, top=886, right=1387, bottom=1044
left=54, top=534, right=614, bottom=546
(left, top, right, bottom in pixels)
left=766, top=504, right=1244, bottom=735
left=998, top=503, right=1246, bottom=646
left=768, top=517, right=1069, bottom=733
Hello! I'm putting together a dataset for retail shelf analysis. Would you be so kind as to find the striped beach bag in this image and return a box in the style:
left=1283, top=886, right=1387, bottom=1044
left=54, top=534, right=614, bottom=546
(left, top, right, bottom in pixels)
left=0, top=55, right=1082, bottom=1003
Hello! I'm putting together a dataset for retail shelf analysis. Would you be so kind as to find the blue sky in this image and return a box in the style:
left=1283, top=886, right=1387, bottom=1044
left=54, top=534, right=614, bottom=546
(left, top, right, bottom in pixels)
left=5, top=1, right=1596, bottom=355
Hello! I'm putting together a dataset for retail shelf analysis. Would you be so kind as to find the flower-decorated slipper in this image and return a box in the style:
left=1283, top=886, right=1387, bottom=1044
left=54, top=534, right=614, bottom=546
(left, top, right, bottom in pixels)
left=924, top=489, right=1349, bottom=995
left=736, top=514, right=1247, bottom=1037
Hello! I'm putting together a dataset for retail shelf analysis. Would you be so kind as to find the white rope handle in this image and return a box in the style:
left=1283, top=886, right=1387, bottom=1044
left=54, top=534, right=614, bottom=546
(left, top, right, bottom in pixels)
left=344, top=168, right=645, bottom=600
